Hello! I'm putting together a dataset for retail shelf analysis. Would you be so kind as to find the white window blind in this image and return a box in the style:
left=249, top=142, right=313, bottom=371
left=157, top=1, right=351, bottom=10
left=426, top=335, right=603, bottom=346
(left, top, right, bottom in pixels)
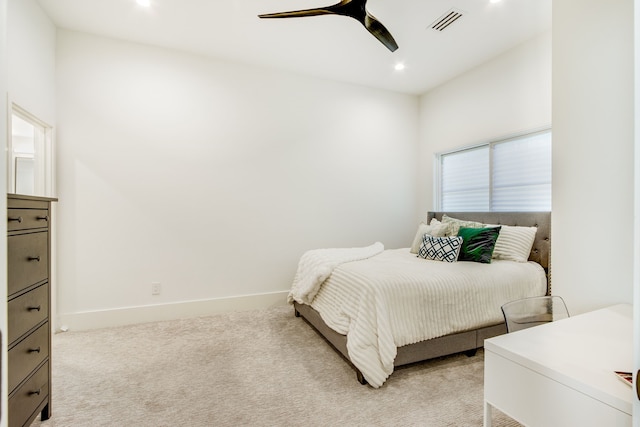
left=441, top=146, right=489, bottom=211
left=438, top=129, right=551, bottom=212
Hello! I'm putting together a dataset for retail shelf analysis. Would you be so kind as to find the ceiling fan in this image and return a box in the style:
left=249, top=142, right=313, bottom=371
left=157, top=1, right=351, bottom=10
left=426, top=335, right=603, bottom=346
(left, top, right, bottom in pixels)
left=258, top=0, right=399, bottom=52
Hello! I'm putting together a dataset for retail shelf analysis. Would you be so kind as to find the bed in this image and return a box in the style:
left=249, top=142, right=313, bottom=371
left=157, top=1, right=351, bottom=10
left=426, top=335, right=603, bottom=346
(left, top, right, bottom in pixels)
left=290, top=211, right=551, bottom=388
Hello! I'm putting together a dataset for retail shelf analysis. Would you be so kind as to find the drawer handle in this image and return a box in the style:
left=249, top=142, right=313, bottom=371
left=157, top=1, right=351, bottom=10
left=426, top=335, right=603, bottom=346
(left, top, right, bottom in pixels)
left=29, top=346, right=41, bottom=354
left=28, top=305, right=42, bottom=312
left=28, top=256, right=41, bottom=262
left=29, top=389, right=41, bottom=396
left=8, top=216, right=23, bottom=223
left=37, top=215, right=49, bottom=222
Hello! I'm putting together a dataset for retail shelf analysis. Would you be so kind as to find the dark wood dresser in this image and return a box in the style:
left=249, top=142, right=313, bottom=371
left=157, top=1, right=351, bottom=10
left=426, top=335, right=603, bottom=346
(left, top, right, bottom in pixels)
left=7, top=194, right=56, bottom=427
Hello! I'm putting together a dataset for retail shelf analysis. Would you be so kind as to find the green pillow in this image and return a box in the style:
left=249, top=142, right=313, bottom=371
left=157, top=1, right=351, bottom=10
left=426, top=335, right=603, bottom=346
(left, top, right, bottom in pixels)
left=457, top=226, right=502, bottom=263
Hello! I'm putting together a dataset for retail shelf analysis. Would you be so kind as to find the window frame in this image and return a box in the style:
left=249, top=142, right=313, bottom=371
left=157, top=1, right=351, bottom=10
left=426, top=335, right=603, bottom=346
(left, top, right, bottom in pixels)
left=434, top=127, right=552, bottom=212
left=7, top=103, right=55, bottom=197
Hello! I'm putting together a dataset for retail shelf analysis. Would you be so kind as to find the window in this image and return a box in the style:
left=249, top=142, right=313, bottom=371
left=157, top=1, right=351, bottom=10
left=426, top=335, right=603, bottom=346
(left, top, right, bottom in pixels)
left=436, top=129, right=551, bottom=211
left=8, top=104, right=54, bottom=196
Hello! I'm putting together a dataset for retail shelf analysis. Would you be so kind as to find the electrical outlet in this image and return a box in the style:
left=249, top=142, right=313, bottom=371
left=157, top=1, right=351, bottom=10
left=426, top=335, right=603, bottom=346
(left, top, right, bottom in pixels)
left=151, top=282, right=161, bottom=295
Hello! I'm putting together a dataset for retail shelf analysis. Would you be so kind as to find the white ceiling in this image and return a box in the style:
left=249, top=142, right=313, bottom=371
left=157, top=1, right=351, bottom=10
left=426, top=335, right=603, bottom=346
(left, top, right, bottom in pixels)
left=36, top=0, right=552, bottom=95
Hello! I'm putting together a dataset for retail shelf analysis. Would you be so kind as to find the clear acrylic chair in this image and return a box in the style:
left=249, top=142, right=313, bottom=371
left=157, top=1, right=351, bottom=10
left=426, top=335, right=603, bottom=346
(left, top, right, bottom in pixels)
left=501, top=295, right=570, bottom=333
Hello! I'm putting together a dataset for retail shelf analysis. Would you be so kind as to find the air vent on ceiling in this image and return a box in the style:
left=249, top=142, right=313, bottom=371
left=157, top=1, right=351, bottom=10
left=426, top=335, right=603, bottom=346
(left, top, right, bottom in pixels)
left=430, top=8, right=464, bottom=32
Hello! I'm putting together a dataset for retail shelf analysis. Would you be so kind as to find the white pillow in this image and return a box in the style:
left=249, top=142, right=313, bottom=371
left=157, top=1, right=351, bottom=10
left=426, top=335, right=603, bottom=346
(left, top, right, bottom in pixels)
left=491, top=225, right=538, bottom=262
left=410, top=219, right=448, bottom=254
left=441, top=214, right=485, bottom=236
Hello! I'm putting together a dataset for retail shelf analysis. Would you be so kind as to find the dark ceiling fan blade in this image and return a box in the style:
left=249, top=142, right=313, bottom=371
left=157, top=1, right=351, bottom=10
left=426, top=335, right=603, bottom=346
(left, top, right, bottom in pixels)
left=258, top=9, right=333, bottom=19
left=258, top=0, right=399, bottom=52
left=364, top=15, right=398, bottom=52
left=259, top=0, right=351, bottom=19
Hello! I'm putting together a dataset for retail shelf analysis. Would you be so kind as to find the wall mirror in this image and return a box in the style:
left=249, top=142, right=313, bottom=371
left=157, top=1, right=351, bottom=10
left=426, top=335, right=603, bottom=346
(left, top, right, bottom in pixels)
left=8, top=104, right=54, bottom=196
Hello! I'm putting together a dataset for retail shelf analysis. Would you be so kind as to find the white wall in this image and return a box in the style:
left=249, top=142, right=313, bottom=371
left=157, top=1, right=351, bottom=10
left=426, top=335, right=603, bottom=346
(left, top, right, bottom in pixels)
left=417, top=31, right=552, bottom=218
left=4, top=0, right=55, bottom=421
left=0, top=0, right=7, bottom=423
left=7, top=0, right=56, bottom=125
left=552, top=0, right=634, bottom=314
left=634, top=0, right=640, bottom=421
left=55, top=30, right=419, bottom=329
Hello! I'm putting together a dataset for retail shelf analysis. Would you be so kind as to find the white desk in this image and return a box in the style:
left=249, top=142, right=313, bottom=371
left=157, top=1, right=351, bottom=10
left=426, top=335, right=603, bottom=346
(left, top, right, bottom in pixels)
left=484, top=304, right=633, bottom=427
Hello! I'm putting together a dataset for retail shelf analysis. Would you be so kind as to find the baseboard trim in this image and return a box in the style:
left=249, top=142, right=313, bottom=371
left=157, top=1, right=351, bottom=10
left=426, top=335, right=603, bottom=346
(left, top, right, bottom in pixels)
left=56, top=291, right=289, bottom=332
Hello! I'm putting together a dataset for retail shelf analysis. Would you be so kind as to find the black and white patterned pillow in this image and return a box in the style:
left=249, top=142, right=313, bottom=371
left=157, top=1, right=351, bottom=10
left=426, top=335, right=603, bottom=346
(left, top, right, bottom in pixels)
left=418, top=235, right=463, bottom=262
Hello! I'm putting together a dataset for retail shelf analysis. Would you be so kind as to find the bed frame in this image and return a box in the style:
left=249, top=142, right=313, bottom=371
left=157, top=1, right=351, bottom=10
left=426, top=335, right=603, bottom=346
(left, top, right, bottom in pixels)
left=293, top=211, right=551, bottom=385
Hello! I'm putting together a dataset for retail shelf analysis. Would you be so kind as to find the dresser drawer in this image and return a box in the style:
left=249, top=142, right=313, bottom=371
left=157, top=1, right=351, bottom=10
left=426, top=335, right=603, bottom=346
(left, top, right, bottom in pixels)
left=7, top=209, right=50, bottom=232
left=8, top=284, right=48, bottom=345
left=8, top=232, right=49, bottom=296
left=7, top=197, right=50, bottom=210
left=8, top=323, right=49, bottom=393
left=8, top=361, right=49, bottom=427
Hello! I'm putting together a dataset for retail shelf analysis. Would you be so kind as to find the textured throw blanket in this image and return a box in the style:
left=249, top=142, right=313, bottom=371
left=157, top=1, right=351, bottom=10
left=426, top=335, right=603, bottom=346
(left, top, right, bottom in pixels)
left=288, top=242, right=385, bottom=305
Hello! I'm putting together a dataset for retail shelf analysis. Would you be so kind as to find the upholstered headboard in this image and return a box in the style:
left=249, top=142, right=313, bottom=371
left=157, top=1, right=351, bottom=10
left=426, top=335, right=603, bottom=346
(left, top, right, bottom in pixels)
left=426, top=212, right=551, bottom=272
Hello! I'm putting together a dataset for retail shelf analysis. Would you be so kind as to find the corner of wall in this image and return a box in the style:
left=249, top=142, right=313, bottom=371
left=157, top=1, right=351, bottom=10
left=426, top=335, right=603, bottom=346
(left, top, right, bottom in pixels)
left=0, top=0, right=9, bottom=424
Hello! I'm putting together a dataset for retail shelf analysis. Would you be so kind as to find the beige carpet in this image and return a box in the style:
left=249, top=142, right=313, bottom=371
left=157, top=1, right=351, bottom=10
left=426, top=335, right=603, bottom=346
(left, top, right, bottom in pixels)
left=33, top=306, right=520, bottom=427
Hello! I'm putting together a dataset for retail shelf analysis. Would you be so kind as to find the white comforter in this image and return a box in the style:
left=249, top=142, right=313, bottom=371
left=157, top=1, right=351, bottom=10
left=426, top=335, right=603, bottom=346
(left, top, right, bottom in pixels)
left=288, top=242, right=385, bottom=305
left=302, top=248, right=547, bottom=388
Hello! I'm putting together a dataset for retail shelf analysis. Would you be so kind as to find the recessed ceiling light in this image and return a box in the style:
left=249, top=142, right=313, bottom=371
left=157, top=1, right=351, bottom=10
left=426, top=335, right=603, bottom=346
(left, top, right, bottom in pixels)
left=490, top=0, right=502, bottom=3
left=136, top=0, right=151, bottom=7
left=394, top=63, right=406, bottom=71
